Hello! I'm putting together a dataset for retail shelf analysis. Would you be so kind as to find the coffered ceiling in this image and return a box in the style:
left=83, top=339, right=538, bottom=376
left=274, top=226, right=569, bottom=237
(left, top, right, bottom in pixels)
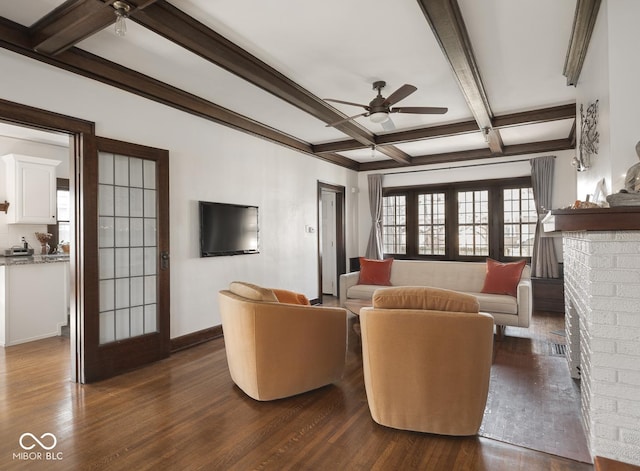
left=0, top=0, right=600, bottom=171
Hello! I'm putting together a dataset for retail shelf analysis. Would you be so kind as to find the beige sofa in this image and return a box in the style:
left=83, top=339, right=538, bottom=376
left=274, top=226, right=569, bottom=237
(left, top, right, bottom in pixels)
left=360, top=286, right=494, bottom=435
left=219, top=282, right=347, bottom=401
left=340, top=259, right=532, bottom=329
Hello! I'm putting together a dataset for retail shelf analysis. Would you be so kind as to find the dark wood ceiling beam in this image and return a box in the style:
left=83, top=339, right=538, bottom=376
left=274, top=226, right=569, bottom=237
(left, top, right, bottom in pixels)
left=312, top=139, right=362, bottom=155
left=359, top=138, right=574, bottom=172
left=492, top=104, right=576, bottom=128
left=416, top=0, right=503, bottom=154
left=313, top=104, right=575, bottom=154
left=0, top=18, right=359, bottom=171
left=30, top=0, right=159, bottom=55
left=563, top=0, right=601, bottom=86
left=376, top=146, right=412, bottom=165
left=133, top=1, right=412, bottom=165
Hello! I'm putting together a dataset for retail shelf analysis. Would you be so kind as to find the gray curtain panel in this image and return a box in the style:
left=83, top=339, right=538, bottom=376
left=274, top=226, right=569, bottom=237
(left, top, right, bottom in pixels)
left=530, top=156, right=559, bottom=278
left=365, top=174, right=383, bottom=259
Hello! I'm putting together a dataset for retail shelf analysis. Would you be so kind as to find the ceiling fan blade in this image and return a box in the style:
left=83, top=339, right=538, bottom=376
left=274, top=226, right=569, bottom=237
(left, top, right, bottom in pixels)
left=325, top=112, right=369, bottom=127
left=383, top=84, right=417, bottom=106
left=381, top=117, right=396, bottom=132
left=392, top=106, right=448, bottom=115
left=324, top=98, right=369, bottom=109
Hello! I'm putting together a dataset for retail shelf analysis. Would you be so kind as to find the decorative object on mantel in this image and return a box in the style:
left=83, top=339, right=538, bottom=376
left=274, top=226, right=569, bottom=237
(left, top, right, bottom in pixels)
left=35, top=231, right=52, bottom=255
left=606, top=140, right=640, bottom=207
left=572, top=99, right=599, bottom=171
left=0, top=200, right=9, bottom=213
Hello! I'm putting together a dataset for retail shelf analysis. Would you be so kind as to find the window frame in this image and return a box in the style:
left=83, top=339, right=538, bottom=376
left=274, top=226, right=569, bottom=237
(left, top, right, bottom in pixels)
left=47, top=177, right=70, bottom=252
left=382, top=176, right=533, bottom=262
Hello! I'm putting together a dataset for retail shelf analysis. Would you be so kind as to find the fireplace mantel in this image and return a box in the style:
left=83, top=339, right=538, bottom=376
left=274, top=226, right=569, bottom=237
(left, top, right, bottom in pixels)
left=551, top=207, right=640, bottom=231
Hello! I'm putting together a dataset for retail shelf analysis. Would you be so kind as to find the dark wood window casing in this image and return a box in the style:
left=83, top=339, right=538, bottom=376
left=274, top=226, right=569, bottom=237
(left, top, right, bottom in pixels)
left=382, top=176, right=533, bottom=262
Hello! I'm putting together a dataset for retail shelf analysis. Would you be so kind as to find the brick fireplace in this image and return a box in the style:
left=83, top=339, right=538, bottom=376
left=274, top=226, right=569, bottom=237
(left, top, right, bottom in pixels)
left=556, top=208, right=640, bottom=466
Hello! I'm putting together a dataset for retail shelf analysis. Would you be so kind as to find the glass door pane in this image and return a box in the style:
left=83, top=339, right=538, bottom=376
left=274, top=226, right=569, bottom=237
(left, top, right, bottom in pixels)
left=98, top=152, right=157, bottom=344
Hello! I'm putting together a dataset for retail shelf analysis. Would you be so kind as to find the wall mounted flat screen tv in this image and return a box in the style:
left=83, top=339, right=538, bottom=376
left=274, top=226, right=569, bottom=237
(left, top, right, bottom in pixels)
left=199, top=201, right=259, bottom=257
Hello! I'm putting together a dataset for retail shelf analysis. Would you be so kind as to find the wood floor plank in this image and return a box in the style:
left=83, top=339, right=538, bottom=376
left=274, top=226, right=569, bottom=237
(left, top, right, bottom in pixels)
left=0, top=313, right=593, bottom=470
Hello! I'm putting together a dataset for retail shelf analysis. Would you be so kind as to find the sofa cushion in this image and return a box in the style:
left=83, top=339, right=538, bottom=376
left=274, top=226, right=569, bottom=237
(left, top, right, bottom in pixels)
left=358, top=257, right=393, bottom=286
left=372, top=286, right=480, bottom=313
left=229, top=281, right=279, bottom=302
left=271, top=288, right=310, bottom=305
left=389, top=260, right=487, bottom=293
left=481, top=258, right=527, bottom=297
left=472, top=292, right=518, bottom=315
left=347, top=284, right=379, bottom=300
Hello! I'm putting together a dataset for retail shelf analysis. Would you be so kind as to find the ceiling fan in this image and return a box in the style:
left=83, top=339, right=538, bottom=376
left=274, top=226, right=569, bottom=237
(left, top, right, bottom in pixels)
left=324, top=81, right=448, bottom=131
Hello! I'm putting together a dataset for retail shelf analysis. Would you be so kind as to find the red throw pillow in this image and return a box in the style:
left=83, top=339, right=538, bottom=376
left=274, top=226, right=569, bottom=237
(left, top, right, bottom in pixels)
left=481, top=258, right=527, bottom=297
left=358, top=257, right=393, bottom=286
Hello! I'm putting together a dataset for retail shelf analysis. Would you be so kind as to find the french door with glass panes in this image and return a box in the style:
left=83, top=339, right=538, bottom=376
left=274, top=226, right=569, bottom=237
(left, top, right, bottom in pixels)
left=83, top=137, right=169, bottom=382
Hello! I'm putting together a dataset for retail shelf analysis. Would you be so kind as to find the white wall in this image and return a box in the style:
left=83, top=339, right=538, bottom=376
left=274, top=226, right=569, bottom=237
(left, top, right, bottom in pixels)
left=356, top=150, right=577, bottom=261
left=576, top=0, right=640, bottom=200
left=607, top=0, right=640, bottom=193
left=0, top=136, right=70, bottom=251
left=0, top=48, right=358, bottom=338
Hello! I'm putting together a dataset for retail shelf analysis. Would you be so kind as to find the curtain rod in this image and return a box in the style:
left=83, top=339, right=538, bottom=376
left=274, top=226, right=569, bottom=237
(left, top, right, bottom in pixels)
left=380, top=155, right=556, bottom=176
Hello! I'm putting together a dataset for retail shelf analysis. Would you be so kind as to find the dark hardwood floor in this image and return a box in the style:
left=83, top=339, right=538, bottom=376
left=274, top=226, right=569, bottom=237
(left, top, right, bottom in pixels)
left=0, top=307, right=593, bottom=470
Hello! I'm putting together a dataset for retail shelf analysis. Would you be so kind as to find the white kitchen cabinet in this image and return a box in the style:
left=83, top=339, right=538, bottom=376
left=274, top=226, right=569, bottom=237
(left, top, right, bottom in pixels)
left=2, top=154, right=60, bottom=224
left=0, top=259, right=69, bottom=347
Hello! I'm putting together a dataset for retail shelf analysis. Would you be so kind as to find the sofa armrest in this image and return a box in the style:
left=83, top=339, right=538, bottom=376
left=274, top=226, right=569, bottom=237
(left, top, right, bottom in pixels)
left=339, top=271, right=360, bottom=306
left=516, top=279, right=532, bottom=328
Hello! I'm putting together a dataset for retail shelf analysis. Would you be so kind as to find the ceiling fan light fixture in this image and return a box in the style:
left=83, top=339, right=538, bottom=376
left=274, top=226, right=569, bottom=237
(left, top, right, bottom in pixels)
left=369, top=112, right=389, bottom=123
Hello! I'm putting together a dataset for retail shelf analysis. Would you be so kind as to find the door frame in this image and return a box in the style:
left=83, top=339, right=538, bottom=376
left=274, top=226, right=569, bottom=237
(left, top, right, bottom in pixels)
left=0, top=97, right=95, bottom=382
left=316, top=181, right=346, bottom=301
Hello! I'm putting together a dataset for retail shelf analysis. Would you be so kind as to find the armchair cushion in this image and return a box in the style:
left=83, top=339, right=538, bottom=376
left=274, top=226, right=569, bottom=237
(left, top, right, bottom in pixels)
left=271, top=288, right=310, bottom=305
left=229, top=281, right=278, bottom=302
left=372, top=286, right=480, bottom=313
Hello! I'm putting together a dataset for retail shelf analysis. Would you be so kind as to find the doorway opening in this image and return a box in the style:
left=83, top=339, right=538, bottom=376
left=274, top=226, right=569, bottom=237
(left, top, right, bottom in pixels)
left=0, top=97, right=94, bottom=382
left=317, top=182, right=346, bottom=302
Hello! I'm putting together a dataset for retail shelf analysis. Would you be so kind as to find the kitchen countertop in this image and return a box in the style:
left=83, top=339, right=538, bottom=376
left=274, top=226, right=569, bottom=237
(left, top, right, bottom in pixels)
left=0, top=254, right=70, bottom=266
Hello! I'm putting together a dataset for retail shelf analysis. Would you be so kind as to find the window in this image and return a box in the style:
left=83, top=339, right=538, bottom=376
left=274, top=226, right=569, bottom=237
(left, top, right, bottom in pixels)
left=418, top=192, right=446, bottom=255
left=503, top=187, right=537, bottom=257
left=382, top=195, right=406, bottom=254
left=47, top=178, right=70, bottom=252
left=457, top=190, right=489, bottom=256
left=381, top=177, right=534, bottom=261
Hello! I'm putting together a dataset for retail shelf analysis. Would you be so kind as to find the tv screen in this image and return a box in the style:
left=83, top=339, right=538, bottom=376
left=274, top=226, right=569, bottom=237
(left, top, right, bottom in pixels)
left=199, top=201, right=259, bottom=257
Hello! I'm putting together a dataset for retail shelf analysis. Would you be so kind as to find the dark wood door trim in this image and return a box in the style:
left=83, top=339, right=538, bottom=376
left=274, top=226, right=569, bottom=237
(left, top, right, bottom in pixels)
left=316, top=182, right=346, bottom=301
left=0, top=97, right=96, bottom=383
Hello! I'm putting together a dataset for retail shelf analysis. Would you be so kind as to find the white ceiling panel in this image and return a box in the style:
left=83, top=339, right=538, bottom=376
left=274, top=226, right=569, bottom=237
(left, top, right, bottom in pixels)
left=396, top=133, right=488, bottom=157
left=500, top=119, right=575, bottom=146
left=459, top=0, right=577, bottom=114
left=339, top=147, right=391, bottom=164
left=0, top=0, right=67, bottom=27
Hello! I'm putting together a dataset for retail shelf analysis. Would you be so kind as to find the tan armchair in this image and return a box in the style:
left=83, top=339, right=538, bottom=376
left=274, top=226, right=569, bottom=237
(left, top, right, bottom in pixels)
left=218, top=282, right=347, bottom=401
left=360, top=286, right=494, bottom=436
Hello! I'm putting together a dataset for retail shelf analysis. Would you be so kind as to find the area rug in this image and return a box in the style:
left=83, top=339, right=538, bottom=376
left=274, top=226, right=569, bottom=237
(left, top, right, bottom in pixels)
left=479, top=343, right=592, bottom=463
